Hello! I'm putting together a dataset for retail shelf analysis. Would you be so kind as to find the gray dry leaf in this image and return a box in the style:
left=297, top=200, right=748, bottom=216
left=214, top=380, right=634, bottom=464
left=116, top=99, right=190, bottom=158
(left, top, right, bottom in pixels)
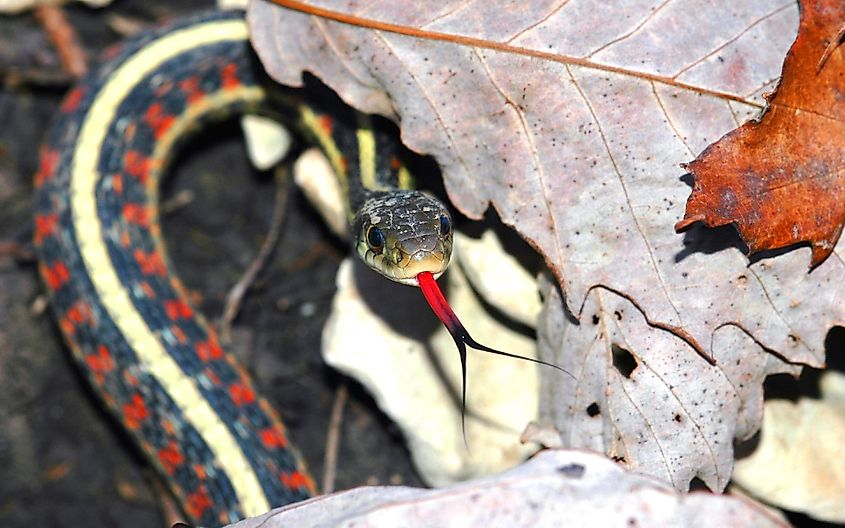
left=222, top=450, right=787, bottom=528
left=247, top=0, right=843, bottom=490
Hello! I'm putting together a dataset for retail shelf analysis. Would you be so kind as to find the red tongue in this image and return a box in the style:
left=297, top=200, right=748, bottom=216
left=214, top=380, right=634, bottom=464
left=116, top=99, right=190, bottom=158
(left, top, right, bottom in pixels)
left=416, top=271, right=574, bottom=442
left=417, top=271, right=462, bottom=334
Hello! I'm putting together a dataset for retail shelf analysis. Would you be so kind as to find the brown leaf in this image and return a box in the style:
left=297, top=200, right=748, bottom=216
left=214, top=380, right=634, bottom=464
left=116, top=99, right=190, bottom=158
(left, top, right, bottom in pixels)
left=677, top=0, right=845, bottom=267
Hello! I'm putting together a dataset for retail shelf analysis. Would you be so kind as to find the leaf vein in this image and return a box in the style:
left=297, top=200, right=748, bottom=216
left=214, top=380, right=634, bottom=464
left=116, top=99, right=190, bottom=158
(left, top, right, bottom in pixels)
left=566, top=65, right=684, bottom=327
left=747, top=267, right=807, bottom=354
left=506, top=0, right=571, bottom=45
left=272, top=0, right=765, bottom=108
left=374, top=33, right=479, bottom=199
left=586, top=0, right=673, bottom=59
left=474, top=49, right=566, bottom=272
left=612, top=369, right=675, bottom=486
left=673, top=1, right=793, bottom=79
left=421, top=0, right=476, bottom=29
left=650, top=81, right=695, bottom=158
left=313, top=16, right=377, bottom=90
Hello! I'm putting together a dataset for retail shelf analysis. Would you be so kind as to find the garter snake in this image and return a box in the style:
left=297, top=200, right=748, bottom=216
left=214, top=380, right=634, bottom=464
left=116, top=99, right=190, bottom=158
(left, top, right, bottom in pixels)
left=33, top=10, right=452, bottom=526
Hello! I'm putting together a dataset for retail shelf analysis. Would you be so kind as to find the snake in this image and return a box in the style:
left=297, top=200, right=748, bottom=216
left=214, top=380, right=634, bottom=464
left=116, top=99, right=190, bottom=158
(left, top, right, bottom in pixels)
left=33, top=10, right=454, bottom=526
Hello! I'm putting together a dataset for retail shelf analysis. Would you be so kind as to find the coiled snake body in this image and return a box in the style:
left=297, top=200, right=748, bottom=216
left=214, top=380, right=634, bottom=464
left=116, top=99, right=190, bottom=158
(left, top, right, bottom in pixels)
left=33, top=10, right=452, bottom=526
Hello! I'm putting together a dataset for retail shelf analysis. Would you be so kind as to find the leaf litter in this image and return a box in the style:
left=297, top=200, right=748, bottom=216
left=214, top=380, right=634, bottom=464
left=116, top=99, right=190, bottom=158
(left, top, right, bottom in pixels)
left=248, top=0, right=842, bottom=498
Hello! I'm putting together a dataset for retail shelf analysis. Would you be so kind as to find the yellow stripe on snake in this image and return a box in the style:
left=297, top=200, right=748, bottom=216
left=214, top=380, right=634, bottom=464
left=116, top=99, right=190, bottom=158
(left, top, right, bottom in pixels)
left=33, top=10, right=453, bottom=526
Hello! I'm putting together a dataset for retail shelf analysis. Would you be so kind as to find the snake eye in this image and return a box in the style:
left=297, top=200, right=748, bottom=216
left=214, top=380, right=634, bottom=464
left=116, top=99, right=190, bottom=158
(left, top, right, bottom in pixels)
left=439, top=214, right=451, bottom=237
left=366, top=225, right=385, bottom=254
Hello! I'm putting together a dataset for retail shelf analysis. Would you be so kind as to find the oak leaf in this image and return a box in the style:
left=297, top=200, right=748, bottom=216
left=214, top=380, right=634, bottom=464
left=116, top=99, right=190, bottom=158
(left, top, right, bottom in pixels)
left=676, top=0, right=845, bottom=267
left=247, top=0, right=843, bottom=492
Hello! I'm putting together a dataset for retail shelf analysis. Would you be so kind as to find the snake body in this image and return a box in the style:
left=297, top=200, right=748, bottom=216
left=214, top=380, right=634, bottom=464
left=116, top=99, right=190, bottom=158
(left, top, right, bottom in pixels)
left=33, top=10, right=452, bottom=526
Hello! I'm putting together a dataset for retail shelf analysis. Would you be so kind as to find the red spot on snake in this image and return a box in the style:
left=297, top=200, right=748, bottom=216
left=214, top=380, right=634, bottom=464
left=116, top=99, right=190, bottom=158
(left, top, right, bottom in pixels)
left=229, top=382, right=256, bottom=405
left=193, top=463, right=207, bottom=480
left=60, top=300, right=93, bottom=335
left=319, top=115, right=333, bottom=134
left=162, top=419, right=176, bottom=436
left=195, top=338, right=223, bottom=361
left=123, top=393, right=149, bottom=430
left=123, top=203, right=150, bottom=226
left=185, top=487, right=213, bottom=519
left=170, top=325, right=187, bottom=344
left=34, top=147, right=59, bottom=188
left=164, top=299, right=193, bottom=320
left=124, top=151, right=151, bottom=185
left=85, top=345, right=116, bottom=384
left=112, top=173, right=123, bottom=194
left=179, top=77, right=205, bottom=104
left=220, top=63, right=240, bottom=90
left=139, top=281, right=156, bottom=300
left=153, top=79, right=174, bottom=98
left=259, top=427, right=288, bottom=449
left=204, top=368, right=221, bottom=386
left=157, top=441, right=185, bottom=475
left=124, top=370, right=140, bottom=387
left=122, top=121, right=137, bottom=141
left=44, top=261, right=70, bottom=290
left=60, top=87, right=84, bottom=112
left=144, top=102, right=176, bottom=140
left=134, top=248, right=166, bottom=275
left=280, top=470, right=312, bottom=491
left=34, top=213, right=58, bottom=244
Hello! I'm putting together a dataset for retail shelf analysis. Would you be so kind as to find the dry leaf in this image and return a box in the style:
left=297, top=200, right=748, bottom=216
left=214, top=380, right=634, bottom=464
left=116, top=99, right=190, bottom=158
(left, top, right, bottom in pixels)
left=222, top=450, right=787, bottom=528
left=323, top=252, right=538, bottom=486
left=677, top=0, right=845, bottom=266
left=457, top=229, right=542, bottom=328
left=732, top=372, right=845, bottom=523
left=247, top=0, right=844, bottom=490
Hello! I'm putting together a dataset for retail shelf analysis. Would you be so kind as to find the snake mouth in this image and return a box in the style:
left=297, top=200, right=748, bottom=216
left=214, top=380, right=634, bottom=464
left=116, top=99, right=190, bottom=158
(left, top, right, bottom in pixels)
left=382, top=250, right=450, bottom=286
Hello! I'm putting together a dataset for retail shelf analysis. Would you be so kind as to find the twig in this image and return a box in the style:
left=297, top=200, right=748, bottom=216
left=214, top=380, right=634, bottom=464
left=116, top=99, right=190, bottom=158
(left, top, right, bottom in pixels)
left=147, top=472, right=186, bottom=527
left=2, top=67, right=75, bottom=88
left=218, top=167, right=290, bottom=344
left=34, top=6, right=88, bottom=79
left=281, top=241, right=342, bottom=275
left=159, top=189, right=195, bottom=214
left=322, top=384, right=348, bottom=495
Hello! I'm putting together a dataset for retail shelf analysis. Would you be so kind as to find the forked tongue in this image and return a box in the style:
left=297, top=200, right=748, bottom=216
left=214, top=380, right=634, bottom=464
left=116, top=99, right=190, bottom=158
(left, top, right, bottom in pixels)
left=416, top=271, right=573, bottom=443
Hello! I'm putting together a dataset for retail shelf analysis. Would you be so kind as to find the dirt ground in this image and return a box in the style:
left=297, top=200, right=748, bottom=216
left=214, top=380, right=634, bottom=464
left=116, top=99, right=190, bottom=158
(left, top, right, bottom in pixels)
left=0, top=2, right=422, bottom=526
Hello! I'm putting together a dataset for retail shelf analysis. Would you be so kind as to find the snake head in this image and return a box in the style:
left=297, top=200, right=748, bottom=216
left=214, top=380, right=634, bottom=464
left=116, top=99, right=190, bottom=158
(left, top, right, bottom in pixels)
left=354, top=190, right=453, bottom=286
